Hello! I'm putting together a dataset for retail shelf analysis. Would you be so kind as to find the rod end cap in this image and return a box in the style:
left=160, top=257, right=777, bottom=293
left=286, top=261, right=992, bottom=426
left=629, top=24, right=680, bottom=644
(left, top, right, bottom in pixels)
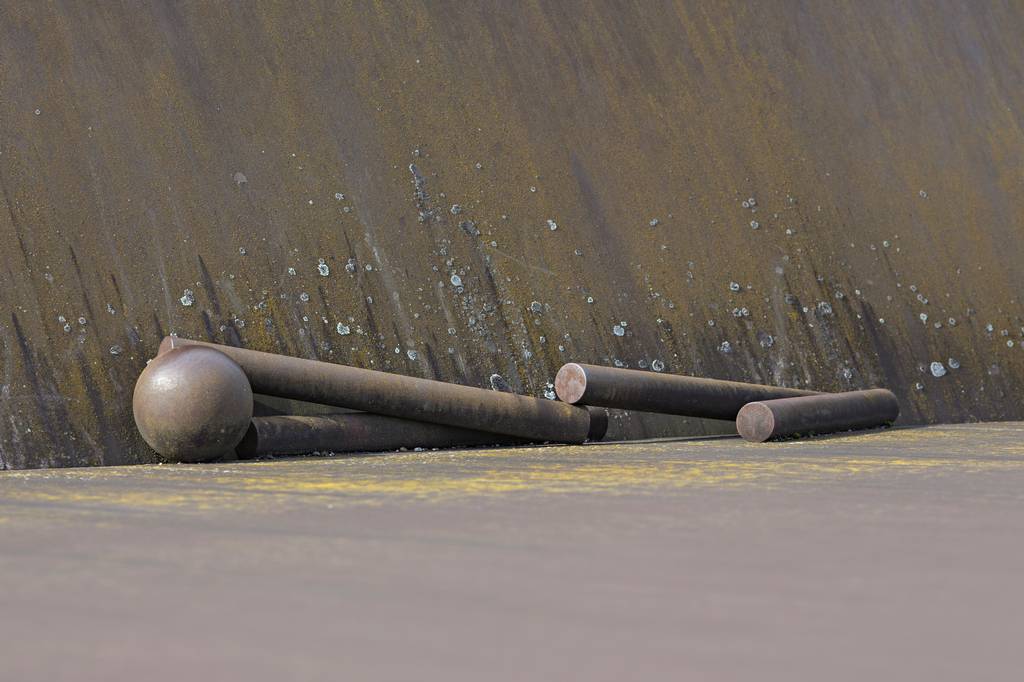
left=736, top=402, right=776, bottom=443
left=555, top=363, right=588, bottom=404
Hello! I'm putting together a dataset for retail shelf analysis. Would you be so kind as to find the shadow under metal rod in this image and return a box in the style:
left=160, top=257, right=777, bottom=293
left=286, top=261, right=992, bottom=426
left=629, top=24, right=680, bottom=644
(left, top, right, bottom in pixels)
left=160, top=337, right=598, bottom=443
left=555, top=362, right=818, bottom=420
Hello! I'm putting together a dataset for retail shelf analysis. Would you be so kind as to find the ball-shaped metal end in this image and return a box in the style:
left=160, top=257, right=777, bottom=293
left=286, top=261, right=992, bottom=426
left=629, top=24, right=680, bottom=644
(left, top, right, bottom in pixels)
left=133, top=346, right=253, bottom=462
left=736, top=402, right=776, bottom=443
left=554, top=363, right=588, bottom=404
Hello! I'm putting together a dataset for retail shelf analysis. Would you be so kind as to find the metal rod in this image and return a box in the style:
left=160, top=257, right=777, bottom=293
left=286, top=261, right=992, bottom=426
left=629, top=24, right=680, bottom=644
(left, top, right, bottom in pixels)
left=554, top=362, right=818, bottom=420
left=236, top=413, right=532, bottom=458
left=736, top=389, right=900, bottom=442
left=160, top=337, right=596, bottom=443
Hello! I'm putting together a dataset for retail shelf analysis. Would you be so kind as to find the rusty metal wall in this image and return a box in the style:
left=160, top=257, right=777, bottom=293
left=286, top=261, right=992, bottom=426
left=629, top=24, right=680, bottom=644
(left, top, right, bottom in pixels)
left=1, top=1, right=1022, bottom=468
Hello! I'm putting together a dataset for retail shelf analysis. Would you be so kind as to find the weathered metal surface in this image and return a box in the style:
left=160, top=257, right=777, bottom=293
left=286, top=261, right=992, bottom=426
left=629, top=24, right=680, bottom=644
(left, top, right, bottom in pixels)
left=237, top=413, right=529, bottom=459
left=555, top=361, right=817, bottom=418
left=132, top=346, right=253, bottom=461
left=737, top=388, right=900, bottom=442
left=162, top=336, right=594, bottom=443
left=1, top=2, right=1023, bottom=467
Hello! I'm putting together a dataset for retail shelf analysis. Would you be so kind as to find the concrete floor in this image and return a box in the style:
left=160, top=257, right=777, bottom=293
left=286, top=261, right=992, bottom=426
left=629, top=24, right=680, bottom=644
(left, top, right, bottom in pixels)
left=2, top=422, right=1023, bottom=680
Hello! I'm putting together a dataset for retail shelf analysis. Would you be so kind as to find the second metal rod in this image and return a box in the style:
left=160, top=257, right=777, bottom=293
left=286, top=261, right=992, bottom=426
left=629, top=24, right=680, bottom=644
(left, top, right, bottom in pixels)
left=554, top=362, right=818, bottom=420
left=236, top=413, right=532, bottom=459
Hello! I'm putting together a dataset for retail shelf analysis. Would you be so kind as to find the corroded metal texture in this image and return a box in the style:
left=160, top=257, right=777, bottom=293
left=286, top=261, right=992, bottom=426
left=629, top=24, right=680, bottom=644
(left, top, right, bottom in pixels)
left=737, top=388, right=900, bottom=442
left=236, top=413, right=529, bottom=459
left=1, top=2, right=1023, bottom=467
left=555, top=362, right=817, bottom=418
left=161, top=336, right=594, bottom=443
left=132, top=346, right=253, bottom=462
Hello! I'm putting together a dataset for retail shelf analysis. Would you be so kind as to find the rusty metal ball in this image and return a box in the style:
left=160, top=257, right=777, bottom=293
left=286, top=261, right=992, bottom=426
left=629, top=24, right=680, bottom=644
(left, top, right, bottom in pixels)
left=133, top=346, right=253, bottom=462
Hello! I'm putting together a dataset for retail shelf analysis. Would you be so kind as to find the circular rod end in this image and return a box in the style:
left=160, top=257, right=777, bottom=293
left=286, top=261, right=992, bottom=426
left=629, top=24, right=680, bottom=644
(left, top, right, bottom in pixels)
left=554, top=363, right=588, bottom=404
left=736, top=402, right=776, bottom=442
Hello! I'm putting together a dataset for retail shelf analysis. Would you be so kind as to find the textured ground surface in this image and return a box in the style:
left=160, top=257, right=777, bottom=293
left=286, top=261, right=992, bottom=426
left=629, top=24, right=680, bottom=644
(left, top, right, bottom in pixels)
left=2, top=1, right=1024, bottom=467
left=1, top=422, right=1022, bottom=680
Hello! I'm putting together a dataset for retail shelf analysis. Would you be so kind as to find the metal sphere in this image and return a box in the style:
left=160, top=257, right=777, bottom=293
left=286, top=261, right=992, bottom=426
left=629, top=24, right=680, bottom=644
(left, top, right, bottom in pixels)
left=133, top=346, right=253, bottom=462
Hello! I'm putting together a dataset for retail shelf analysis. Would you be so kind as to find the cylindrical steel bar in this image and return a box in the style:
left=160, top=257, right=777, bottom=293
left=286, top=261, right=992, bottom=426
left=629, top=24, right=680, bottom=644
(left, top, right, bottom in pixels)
left=736, top=389, right=900, bottom=442
left=554, top=362, right=818, bottom=420
left=160, top=337, right=594, bottom=443
left=236, top=413, right=531, bottom=458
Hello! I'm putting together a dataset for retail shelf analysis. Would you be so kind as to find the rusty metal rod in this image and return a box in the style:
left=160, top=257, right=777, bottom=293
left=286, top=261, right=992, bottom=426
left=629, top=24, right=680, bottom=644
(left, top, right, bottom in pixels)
left=236, top=413, right=533, bottom=458
left=160, top=337, right=596, bottom=443
left=736, top=389, right=900, bottom=442
left=554, top=362, right=818, bottom=420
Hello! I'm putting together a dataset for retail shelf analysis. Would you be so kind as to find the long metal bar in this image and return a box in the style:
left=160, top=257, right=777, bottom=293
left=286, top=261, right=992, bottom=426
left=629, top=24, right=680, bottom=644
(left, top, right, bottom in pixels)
left=160, top=337, right=595, bottom=443
left=736, top=389, right=900, bottom=442
left=236, top=413, right=532, bottom=458
left=554, top=362, right=818, bottom=420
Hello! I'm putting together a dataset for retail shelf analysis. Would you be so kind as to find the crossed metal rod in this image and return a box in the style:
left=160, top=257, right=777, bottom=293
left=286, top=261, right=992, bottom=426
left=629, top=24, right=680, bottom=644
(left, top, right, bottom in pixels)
left=132, top=337, right=898, bottom=462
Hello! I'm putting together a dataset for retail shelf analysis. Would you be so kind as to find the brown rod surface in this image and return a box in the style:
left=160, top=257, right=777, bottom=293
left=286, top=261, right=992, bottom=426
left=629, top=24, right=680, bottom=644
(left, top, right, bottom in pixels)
left=736, top=389, right=900, bottom=442
left=554, top=362, right=818, bottom=420
left=236, top=413, right=533, bottom=458
left=160, top=337, right=594, bottom=443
